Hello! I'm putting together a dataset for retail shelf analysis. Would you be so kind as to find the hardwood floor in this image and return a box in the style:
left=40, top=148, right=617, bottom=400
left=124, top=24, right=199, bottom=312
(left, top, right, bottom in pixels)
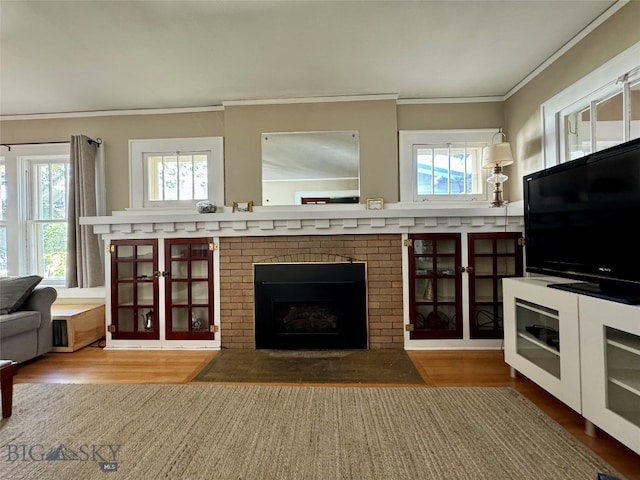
left=13, top=346, right=640, bottom=479
left=15, top=345, right=214, bottom=384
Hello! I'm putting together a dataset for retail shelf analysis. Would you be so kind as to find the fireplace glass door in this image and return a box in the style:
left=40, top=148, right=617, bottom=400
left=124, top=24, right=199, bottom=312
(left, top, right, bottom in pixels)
left=254, top=263, right=367, bottom=349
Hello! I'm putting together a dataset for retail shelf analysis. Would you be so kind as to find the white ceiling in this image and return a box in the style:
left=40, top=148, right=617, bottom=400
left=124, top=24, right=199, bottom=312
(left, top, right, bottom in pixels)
left=0, top=0, right=620, bottom=117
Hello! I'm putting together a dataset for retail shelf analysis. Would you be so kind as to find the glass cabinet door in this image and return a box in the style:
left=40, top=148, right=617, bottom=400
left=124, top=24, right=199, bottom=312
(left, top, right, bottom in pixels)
left=409, top=233, right=463, bottom=339
left=605, top=328, right=640, bottom=427
left=110, top=239, right=159, bottom=339
left=468, top=232, right=523, bottom=339
left=165, top=238, right=215, bottom=340
left=515, top=298, right=561, bottom=379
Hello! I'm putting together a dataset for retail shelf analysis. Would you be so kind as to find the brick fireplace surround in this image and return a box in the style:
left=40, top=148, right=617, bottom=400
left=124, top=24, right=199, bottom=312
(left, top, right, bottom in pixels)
left=84, top=205, right=523, bottom=350
left=219, top=234, right=404, bottom=349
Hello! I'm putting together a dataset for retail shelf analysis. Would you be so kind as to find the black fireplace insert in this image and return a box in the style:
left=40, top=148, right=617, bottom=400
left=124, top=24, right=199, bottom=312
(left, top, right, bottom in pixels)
left=254, top=263, right=367, bottom=349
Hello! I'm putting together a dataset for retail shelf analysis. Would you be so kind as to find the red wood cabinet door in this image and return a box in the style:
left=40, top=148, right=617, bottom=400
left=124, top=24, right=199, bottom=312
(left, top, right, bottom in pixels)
left=468, top=232, right=524, bottom=339
left=408, top=233, right=463, bottom=339
left=164, top=238, right=215, bottom=340
left=110, top=239, right=160, bottom=340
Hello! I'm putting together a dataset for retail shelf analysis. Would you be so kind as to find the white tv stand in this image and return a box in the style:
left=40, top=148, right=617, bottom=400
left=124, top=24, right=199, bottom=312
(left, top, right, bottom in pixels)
left=503, top=276, right=640, bottom=455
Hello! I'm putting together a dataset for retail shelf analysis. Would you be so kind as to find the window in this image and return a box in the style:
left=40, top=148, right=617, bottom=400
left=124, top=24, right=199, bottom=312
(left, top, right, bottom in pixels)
left=415, top=144, right=484, bottom=195
left=399, top=129, right=497, bottom=203
left=562, top=82, right=636, bottom=162
left=145, top=152, right=208, bottom=202
left=129, top=137, right=224, bottom=209
left=27, top=156, right=70, bottom=279
left=0, top=144, right=70, bottom=282
left=542, top=42, right=640, bottom=166
left=564, top=105, right=592, bottom=160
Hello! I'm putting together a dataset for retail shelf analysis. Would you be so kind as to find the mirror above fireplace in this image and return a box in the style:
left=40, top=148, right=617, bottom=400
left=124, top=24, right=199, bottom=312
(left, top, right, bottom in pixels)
left=261, top=130, right=360, bottom=206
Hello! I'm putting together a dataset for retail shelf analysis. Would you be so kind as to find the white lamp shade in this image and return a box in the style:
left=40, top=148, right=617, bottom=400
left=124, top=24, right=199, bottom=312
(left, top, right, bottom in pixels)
left=482, top=142, right=514, bottom=168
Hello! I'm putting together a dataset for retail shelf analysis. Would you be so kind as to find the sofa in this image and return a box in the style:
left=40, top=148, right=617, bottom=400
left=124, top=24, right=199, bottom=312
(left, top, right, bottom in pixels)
left=0, top=276, right=57, bottom=364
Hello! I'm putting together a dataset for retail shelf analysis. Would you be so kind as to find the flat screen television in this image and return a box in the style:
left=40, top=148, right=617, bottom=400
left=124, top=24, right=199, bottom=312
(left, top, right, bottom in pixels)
left=523, top=137, right=640, bottom=304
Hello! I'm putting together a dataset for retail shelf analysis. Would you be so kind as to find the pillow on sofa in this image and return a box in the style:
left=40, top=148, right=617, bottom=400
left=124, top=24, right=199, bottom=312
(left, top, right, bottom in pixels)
left=0, top=275, right=43, bottom=314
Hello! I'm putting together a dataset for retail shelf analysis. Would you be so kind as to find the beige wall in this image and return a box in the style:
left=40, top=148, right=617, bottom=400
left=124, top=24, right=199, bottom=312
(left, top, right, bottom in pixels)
left=504, top=1, right=640, bottom=202
left=397, top=102, right=504, bottom=131
left=223, top=100, right=399, bottom=205
left=1, top=2, right=637, bottom=211
left=0, top=111, right=225, bottom=213
left=1, top=100, right=501, bottom=212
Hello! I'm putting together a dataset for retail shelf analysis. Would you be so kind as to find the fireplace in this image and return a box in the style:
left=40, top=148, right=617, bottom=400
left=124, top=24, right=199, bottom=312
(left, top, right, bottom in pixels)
left=254, top=263, right=367, bottom=349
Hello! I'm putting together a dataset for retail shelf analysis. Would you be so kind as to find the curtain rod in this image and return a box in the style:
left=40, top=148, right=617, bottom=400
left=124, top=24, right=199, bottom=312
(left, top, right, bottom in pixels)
left=0, top=137, right=102, bottom=151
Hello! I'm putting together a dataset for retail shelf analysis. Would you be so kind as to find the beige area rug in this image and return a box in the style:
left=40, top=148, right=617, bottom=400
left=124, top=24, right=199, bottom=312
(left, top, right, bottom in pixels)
left=0, top=384, right=624, bottom=480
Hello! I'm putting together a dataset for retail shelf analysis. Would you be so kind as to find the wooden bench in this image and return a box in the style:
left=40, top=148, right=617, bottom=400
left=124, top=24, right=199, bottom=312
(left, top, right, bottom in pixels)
left=51, top=304, right=106, bottom=353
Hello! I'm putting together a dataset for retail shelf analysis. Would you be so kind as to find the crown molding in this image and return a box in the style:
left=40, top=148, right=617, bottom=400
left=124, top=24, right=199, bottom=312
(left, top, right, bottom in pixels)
left=397, top=96, right=503, bottom=105
left=0, top=94, right=400, bottom=120
left=505, top=0, right=629, bottom=100
left=222, top=94, right=398, bottom=107
left=0, top=105, right=224, bottom=121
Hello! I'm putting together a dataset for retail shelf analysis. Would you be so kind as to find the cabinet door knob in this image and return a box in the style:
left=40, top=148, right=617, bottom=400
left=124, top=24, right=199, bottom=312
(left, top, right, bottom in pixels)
left=458, top=266, right=466, bottom=273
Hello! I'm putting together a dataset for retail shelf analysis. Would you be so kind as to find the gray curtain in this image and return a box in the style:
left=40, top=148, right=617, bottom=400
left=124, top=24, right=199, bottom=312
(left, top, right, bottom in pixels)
left=65, top=135, right=104, bottom=287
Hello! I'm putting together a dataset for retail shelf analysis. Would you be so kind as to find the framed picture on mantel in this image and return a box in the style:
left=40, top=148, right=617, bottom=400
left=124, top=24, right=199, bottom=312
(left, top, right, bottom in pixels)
left=232, top=201, right=253, bottom=212
left=366, top=197, right=384, bottom=210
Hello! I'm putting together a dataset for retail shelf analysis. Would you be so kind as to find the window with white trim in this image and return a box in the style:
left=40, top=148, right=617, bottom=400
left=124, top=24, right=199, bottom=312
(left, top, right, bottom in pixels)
left=542, top=42, right=640, bottom=166
left=399, top=129, right=498, bottom=203
left=27, top=155, right=70, bottom=280
left=0, top=144, right=71, bottom=282
left=129, top=137, right=224, bottom=209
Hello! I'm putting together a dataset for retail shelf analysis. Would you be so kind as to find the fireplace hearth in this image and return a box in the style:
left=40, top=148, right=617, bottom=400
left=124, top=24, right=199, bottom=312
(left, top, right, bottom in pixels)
left=254, top=263, right=367, bottom=349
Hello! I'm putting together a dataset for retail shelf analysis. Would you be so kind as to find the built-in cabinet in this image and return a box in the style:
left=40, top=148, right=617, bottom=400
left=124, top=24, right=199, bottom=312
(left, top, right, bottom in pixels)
left=408, top=232, right=523, bottom=340
left=409, top=233, right=463, bottom=339
left=108, top=237, right=217, bottom=347
left=579, top=295, right=640, bottom=455
left=110, top=239, right=160, bottom=340
left=503, top=277, right=581, bottom=412
left=468, top=233, right=524, bottom=338
left=504, top=276, right=640, bottom=455
left=164, top=238, right=215, bottom=340
left=87, top=207, right=526, bottom=350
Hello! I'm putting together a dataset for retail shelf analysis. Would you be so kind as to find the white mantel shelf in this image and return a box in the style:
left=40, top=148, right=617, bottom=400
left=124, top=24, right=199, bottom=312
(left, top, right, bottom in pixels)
left=81, top=203, right=524, bottom=238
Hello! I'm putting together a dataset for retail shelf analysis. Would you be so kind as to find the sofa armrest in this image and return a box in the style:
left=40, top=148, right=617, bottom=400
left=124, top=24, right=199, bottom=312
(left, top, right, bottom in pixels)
left=20, top=286, right=57, bottom=355
left=20, top=287, right=58, bottom=314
